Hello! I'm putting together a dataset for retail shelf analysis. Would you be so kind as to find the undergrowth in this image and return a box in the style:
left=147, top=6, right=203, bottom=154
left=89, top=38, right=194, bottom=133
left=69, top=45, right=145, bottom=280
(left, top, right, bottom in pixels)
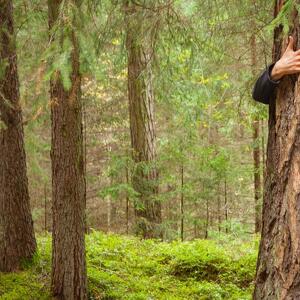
left=0, top=231, right=258, bottom=300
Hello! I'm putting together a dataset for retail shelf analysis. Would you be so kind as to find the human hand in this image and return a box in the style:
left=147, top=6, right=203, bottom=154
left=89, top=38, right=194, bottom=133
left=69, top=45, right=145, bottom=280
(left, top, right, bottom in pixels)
left=271, top=36, right=300, bottom=81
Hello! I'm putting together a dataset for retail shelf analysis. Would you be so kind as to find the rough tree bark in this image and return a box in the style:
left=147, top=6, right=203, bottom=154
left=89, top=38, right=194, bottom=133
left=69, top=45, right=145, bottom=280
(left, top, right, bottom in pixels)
left=254, top=1, right=300, bottom=299
left=125, top=1, right=162, bottom=239
left=0, top=0, right=36, bottom=272
left=48, top=0, right=87, bottom=299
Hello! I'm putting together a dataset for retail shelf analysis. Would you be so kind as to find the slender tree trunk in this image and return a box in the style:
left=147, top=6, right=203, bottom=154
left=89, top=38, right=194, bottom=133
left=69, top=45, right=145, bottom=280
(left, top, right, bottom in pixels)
left=254, top=1, right=300, bottom=299
left=253, top=117, right=262, bottom=233
left=48, top=1, right=87, bottom=299
left=125, top=1, right=162, bottom=239
left=193, top=202, right=199, bottom=238
left=83, top=81, right=88, bottom=233
left=126, top=162, right=130, bottom=234
left=261, top=119, right=266, bottom=182
left=251, top=19, right=262, bottom=233
left=180, top=164, right=184, bottom=241
left=0, top=0, right=36, bottom=272
left=261, top=118, right=266, bottom=220
left=107, top=164, right=113, bottom=232
left=224, top=178, right=228, bottom=233
left=44, top=183, right=47, bottom=232
left=217, top=192, right=221, bottom=233
left=107, top=106, right=116, bottom=232
left=107, top=176, right=117, bottom=232
left=107, top=195, right=112, bottom=232
left=205, top=198, right=209, bottom=239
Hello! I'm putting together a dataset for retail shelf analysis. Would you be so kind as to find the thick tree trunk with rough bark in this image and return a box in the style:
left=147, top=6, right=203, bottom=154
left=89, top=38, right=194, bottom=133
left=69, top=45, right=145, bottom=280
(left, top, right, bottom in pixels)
left=125, top=1, right=162, bottom=239
left=254, top=1, right=300, bottom=299
left=0, top=0, right=36, bottom=272
left=48, top=1, right=87, bottom=299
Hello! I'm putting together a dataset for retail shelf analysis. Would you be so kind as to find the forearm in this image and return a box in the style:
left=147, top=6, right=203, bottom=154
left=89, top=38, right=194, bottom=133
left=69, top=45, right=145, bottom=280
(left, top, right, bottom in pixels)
left=270, top=63, right=284, bottom=81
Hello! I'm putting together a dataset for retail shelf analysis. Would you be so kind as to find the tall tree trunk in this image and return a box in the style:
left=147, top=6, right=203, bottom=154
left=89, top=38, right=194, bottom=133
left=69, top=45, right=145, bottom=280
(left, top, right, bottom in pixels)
left=107, top=176, right=117, bottom=232
left=254, top=1, right=300, bottom=298
left=250, top=12, right=262, bottom=233
left=261, top=119, right=266, bottom=183
left=48, top=1, right=87, bottom=299
left=253, top=117, right=262, bottom=233
left=224, top=178, right=228, bottom=233
left=217, top=191, right=221, bottom=233
left=205, top=197, right=209, bottom=239
left=44, top=183, right=48, bottom=232
left=180, top=164, right=184, bottom=241
left=125, top=1, right=162, bottom=239
left=0, top=0, right=36, bottom=272
left=126, top=159, right=130, bottom=234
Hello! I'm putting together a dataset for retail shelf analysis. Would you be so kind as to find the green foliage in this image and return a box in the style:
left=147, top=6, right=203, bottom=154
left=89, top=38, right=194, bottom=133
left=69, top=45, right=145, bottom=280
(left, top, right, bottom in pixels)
left=14, top=0, right=271, bottom=237
left=0, top=232, right=257, bottom=300
left=99, top=153, right=139, bottom=201
left=266, top=0, right=294, bottom=34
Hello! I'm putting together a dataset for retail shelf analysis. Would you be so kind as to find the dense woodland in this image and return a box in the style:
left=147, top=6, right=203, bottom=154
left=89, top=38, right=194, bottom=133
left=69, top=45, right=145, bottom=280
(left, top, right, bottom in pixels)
left=2, top=0, right=300, bottom=299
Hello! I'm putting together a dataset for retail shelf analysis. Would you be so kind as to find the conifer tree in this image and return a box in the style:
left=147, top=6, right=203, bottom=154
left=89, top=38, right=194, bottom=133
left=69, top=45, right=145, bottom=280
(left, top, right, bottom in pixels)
left=125, top=0, right=162, bottom=238
left=48, top=0, right=87, bottom=298
left=254, top=1, right=300, bottom=298
left=0, top=0, right=36, bottom=272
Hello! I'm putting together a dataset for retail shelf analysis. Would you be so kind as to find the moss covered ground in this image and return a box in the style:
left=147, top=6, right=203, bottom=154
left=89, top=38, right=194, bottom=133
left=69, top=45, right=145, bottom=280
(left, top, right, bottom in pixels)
left=0, top=232, right=258, bottom=300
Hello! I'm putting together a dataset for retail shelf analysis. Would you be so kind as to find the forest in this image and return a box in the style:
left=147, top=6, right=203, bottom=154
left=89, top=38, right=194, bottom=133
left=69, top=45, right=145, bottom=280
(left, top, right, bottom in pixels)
left=1, top=0, right=300, bottom=299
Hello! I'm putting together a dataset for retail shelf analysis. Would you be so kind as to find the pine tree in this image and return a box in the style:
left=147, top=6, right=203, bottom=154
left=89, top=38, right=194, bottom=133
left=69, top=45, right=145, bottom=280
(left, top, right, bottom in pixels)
left=254, top=1, right=300, bottom=298
left=48, top=0, right=87, bottom=298
left=250, top=8, right=262, bottom=233
left=125, top=1, right=162, bottom=238
left=0, top=0, right=36, bottom=272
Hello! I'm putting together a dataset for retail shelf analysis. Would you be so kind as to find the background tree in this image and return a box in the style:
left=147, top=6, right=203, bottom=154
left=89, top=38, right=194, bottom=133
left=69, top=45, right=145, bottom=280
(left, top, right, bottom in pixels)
left=250, top=1, right=262, bottom=233
left=125, top=0, right=162, bottom=238
left=0, top=0, right=36, bottom=272
left=48, top=0, right=87, bottom=298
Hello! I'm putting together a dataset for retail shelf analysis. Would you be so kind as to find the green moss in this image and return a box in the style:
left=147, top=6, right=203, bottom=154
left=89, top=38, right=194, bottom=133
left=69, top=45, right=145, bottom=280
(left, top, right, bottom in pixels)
left=0, top=272, right=50, bottom=300
left=167, top=239, right=256, bottom=288
left=0, top=232, right=257, bottom=300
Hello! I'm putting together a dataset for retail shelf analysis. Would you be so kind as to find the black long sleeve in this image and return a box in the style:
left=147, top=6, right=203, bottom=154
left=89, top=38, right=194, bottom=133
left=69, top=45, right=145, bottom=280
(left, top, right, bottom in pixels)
left=252, top=63, right=280, bottom=105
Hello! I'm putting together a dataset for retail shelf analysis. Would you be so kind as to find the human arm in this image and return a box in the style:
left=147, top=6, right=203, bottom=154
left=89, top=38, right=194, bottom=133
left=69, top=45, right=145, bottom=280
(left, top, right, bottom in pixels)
left=252, top=63, right=280, bottom=105
left=252, top=36, right=300, bottom=105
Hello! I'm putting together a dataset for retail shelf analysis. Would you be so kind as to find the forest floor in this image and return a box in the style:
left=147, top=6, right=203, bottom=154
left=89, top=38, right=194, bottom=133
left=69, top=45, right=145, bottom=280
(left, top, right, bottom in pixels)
left=0, top=232, right=257, bottom=300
